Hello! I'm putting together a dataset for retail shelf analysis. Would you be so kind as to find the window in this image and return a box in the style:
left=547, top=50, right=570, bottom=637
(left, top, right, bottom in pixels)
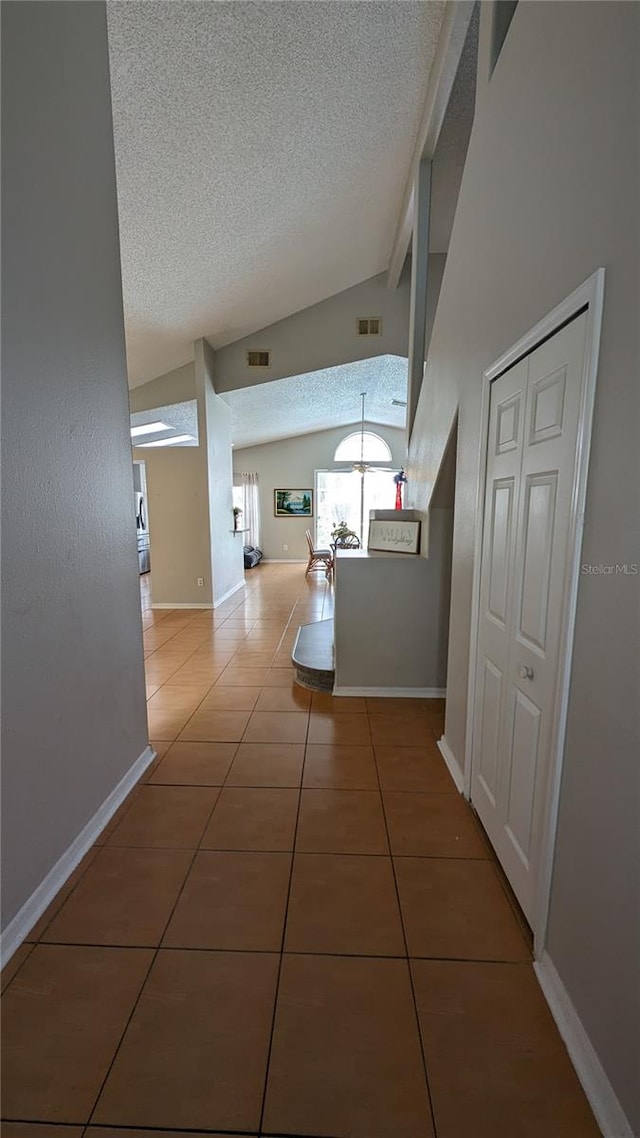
left=315, top=469, right=396, bottom=547
left=333, top=432, right=392, bottom=464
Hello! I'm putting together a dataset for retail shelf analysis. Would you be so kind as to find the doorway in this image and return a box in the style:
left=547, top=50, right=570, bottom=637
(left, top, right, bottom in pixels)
left=466, top=271, right=604, bottom=950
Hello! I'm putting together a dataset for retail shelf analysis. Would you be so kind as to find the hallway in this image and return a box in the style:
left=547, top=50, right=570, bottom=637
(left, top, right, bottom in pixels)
left=1, top=565, right=600, bottom=1137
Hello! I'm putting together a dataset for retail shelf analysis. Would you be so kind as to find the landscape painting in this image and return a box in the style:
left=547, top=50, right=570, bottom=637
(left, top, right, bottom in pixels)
left=274, top=489, right=313, bottom=517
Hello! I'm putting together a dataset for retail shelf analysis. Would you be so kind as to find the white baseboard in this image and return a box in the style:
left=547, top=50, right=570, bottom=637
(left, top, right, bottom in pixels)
left=0, top=744, right=156, bottom=968
left=437, top=735, right=465, bottom=794
left=332, top=686, right=446, bottom=698
left=151, top=602, right=213, bottom=610
left=535, top=951, right=634, bottom=1138
left=261, top=558, right=307, bottom=564
left=213, top=579, right=245, bottom=608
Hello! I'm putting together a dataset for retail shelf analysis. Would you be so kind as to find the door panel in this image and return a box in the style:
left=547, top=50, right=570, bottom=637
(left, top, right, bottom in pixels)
left=518, top=474, right=558, bottom=653
left=529, top=366, right=567, bottom=445
left=504, top=687, right=541, bottom=866
left=471, top=312, right=588, bottom=925
left=478, top=658, right=503, bottom=807
left=487, top=480, right=514, bottom=626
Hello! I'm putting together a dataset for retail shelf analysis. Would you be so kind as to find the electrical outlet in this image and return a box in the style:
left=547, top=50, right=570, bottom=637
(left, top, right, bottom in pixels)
left=197, top=577, right=204, bottom=587
left=283, top=544, right=288, bottom=551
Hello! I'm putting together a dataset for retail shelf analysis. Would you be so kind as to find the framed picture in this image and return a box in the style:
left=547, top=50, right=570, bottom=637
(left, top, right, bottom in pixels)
left=368, top=518, right=421, bottom=554
left=274, top=488, right=313, bottom=517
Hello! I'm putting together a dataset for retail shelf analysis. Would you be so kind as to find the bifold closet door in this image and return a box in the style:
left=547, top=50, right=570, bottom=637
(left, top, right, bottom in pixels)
left=471, top=312, right=588, bottom=925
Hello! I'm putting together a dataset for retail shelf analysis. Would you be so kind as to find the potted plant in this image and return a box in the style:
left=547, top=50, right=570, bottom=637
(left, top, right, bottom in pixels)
left=232, top=506, right=243, bottom=531
left=330, top=520, right=358, bottom=543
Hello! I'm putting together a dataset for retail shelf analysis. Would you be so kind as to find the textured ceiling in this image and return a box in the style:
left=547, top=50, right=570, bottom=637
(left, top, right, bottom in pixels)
left=106, top=1, right=445, bottom=386
left=220, top=354, right=408, bottom=449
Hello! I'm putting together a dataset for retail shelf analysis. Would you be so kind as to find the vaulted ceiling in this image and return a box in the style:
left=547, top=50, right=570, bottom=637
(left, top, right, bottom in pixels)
left=107, top=0, right=446, bottom=387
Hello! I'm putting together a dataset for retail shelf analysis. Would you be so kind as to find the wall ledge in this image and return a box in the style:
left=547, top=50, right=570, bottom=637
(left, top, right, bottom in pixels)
left=535, top=951, right=634, bottom=1138
left=333, top=686, right=445, bottom=698
left=151, top=602, right=213, bottom=610
left=0, top=744, right=156, bottom=968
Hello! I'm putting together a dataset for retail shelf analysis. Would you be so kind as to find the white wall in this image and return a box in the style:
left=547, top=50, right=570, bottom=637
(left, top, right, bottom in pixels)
left=233, top=423, right=407, bottom=560
left=407, top=3, right=640, bottom=1129
left=1, top=3, right=148, bottom=932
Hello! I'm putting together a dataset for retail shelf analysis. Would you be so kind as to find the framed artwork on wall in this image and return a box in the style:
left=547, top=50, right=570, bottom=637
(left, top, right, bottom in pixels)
left=274, top=489, right=313, bottom=517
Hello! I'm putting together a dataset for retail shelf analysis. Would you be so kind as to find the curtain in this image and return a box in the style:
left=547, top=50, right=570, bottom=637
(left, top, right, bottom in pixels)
left=238, top=472, right=261, bottom=549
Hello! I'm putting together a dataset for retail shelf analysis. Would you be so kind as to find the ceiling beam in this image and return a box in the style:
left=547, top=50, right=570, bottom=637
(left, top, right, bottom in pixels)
left=386, top=0, right=476, bottom=289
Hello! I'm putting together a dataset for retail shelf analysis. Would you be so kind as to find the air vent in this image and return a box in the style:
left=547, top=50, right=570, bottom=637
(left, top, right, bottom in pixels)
left=356, top=317, right=382, bottom=336
left=391, top=399, right=407, bottom=407
left=246, top=350, right=271, bottom=368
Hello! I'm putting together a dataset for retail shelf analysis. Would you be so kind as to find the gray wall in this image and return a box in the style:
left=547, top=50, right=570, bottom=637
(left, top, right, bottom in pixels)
left=407, top=2, right=640, bottom=1127
left=131, top=444, right=213, bottom=606
left=131, top=361, right=211, bottom=606
left=334, top=514, right=452, bottom=691
left=1, top=3, right=148, bottom=930
left=128, top=362, right=195, bottom=410
left=213, top=270, right=412, bottom=392
left=195, top=340, right=245, bottom=605
left=233, top=423, right=406, bottom=561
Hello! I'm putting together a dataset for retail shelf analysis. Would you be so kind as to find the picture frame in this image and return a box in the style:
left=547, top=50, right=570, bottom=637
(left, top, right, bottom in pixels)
left=368, top=518, right=421, bottom=554
left=274, top=488, right=314, bottom=517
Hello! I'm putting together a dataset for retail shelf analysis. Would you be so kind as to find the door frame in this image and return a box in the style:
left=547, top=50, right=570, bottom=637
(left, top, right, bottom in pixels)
left=464, top=268, right=605, bottom=957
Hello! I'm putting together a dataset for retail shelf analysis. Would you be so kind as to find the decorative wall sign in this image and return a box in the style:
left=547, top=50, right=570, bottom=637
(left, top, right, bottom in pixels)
left=274, top=488, right=313, bottom=517
left=368, top=518, right=421, bottom=554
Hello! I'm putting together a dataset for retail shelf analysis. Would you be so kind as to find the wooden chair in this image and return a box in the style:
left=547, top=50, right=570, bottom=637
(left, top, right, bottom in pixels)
left=305, top=529, right=333, bottom=578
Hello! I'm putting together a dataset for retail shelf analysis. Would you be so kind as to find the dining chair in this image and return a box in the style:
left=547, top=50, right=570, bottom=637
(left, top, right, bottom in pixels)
left=305, top=529, right=333, bottom=578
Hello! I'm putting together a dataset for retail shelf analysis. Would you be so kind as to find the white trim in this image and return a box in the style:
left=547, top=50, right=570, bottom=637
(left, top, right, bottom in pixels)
left=213, top=579, right=245, bottom=608
left=332, top=686, right=445, bottom=699
left=261, top=559, right=307, bottom=564
left=437, top=735, right=465, bottom=794
left=464, top=269, right=606, bottom=955
left=535, top=952, right=634, bottom=1138
left=0, top=744, right=156, bottom=968
left=151, top=602, right=213, bottom=610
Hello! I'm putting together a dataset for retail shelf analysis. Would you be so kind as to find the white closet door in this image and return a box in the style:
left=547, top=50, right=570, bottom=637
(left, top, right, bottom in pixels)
left=471, top=312, right=588, bottom=924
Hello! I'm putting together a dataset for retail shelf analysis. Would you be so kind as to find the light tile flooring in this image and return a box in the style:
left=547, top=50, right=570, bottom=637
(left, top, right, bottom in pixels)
left=1, top=565, right=601, bottom=1137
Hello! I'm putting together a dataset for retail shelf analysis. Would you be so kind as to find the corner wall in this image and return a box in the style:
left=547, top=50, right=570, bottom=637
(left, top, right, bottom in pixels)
left=1, top=3, right=148, bottom=934
left=195, top=340, right=245, bottom=606
left=407, top=3, right=640, bottom=1128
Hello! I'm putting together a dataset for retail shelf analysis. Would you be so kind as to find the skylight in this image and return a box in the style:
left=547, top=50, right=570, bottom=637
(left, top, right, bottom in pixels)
left=130, top=421, right=171, bottom=438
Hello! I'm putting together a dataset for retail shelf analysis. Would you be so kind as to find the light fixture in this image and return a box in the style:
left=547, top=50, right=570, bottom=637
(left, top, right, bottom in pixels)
left=130, top=420, right=171, bottom=438
left=137, top=433, right=195, bottom=448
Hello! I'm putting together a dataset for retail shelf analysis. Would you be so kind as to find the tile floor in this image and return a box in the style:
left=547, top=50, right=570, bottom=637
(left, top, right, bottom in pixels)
left=1, top=565, right=601, bottom=1137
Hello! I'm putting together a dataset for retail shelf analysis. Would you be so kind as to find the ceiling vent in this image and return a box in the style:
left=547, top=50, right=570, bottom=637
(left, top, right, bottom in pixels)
left=391, top=398, right=407, bottom=407
left=356, top=317, right=382, bottom=336
left=246, top=349, right=271, bottom=368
